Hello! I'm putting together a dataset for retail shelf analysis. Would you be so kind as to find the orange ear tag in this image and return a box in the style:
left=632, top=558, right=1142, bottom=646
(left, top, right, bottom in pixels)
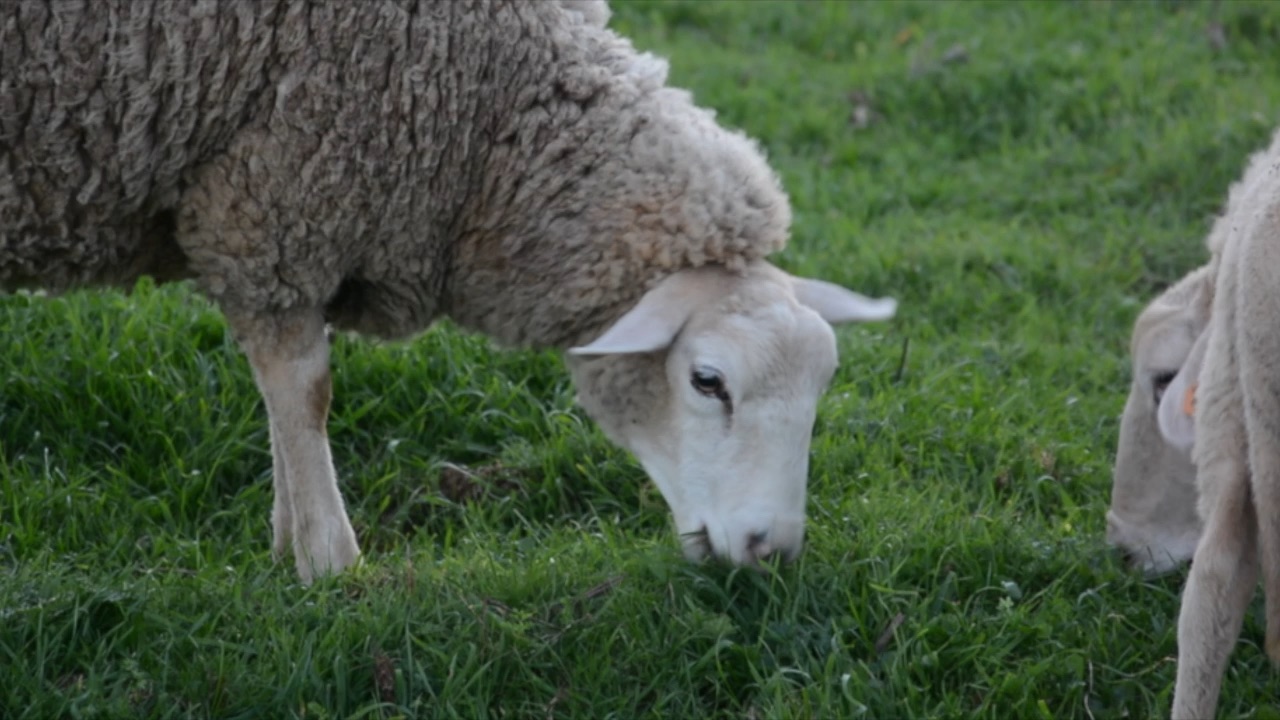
left=1182, top=381, right=1197, bottom=417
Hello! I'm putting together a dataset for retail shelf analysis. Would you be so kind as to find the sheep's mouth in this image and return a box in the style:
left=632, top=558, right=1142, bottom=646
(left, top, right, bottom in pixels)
left=680, top=526, right=712, bottom=561
left=1114, top=544, right=1191, bottom=578
left=678, top=526, right=799, bottom=567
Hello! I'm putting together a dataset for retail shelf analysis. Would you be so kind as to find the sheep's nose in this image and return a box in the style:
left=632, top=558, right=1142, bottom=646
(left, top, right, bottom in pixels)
left=745, top=530, right=800, bottom=566
left=746, top=530, right=773, bottom=559
left=1113, top=545, right=1138, bottom=568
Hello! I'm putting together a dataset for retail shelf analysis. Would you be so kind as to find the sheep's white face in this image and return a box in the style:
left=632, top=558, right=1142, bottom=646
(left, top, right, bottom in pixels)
left=568, top=262, right=895, bottom=566
left=1106, top=269, right=1209, bottom=575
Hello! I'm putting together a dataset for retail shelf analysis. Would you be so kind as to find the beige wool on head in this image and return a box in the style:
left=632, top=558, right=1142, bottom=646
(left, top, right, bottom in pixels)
left=1108, top=126, right=1280, bottom=719
left=2, top=0, right=895, bottom=580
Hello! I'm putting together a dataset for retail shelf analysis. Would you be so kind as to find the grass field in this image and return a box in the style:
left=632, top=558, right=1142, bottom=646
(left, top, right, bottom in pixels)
left=4, top=1, right=1280, bottom=718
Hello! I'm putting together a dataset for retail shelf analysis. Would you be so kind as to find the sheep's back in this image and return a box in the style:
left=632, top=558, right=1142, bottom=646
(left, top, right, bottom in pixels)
left=0, top=0, right=282, bottom=291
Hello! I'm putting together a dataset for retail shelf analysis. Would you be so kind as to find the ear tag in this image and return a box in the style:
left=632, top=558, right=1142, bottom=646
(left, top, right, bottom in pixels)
left=1182, top=381, right=1197, bottom=417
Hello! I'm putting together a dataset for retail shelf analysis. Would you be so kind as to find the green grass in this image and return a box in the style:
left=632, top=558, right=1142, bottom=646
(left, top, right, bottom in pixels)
left=4, top=1, right=1280, bottom=717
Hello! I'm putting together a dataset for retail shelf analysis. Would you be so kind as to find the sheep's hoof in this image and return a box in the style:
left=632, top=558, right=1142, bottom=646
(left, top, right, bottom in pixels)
left=271, top=525, right=291, bottom=562
left=293, top=529, right=361, bottom=583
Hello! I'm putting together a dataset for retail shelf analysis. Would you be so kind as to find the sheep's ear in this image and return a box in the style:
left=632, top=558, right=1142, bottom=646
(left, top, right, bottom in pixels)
left=1157, top=330, right=1208, bottom=451
left=793, top=276, right=897, bottom=324
left=568, top=280, right=694, bottom=355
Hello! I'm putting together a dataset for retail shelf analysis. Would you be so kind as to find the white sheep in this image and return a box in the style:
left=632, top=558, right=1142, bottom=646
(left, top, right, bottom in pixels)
left=1108, top=127, right=1280, bottom=718
left=1, top=0, right=896, bottom=581
left=1106, top=265, right=1208, bottom=575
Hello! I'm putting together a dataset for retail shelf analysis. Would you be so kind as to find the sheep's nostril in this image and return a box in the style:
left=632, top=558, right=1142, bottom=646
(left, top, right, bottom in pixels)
left=1109, top=539, right=1148, bottom=565
left=1110, top=544, right=1145, bottom=570
left=746, top=530, right=769, bottom=555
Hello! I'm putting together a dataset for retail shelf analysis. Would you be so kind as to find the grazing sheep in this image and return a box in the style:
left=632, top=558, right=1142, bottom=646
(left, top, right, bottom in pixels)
left=1106, top=264, right=1208, bottom=575
left=1107, top=127, right=1280, bottom=719
left=1, top=0, right=896, bottom=581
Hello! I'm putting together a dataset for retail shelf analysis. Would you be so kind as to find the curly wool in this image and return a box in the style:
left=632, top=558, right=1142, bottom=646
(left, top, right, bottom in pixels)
left=1, top=0, right=789, bottom=350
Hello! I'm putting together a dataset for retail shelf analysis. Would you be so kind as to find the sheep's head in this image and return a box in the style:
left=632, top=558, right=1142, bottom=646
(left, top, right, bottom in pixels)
left=1106, top=266, right=1211, bottom=575
left=566, top=261, right=895, bottom=566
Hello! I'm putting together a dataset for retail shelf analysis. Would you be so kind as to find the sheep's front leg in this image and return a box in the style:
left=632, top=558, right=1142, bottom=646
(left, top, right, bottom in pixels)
left=268, top=416, right=294, bottom=560
left=1171, top=466, right=1257, bottom=719
left=232, top=308, right=360, bottom=582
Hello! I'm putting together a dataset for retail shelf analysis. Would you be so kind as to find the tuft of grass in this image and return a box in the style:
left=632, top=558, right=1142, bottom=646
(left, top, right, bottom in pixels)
left=4, top=1, right=1280, bottom=717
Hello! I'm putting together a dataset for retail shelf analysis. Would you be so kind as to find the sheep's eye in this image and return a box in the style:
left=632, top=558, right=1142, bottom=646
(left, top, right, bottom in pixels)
left=1153, top=371, right=1177, bottom=405
left=691, top=366, right=725, bottom=398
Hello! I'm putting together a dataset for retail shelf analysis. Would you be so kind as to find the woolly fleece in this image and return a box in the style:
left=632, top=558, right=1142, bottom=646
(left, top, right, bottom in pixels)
left=1, top=0, right=789, bottom=350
